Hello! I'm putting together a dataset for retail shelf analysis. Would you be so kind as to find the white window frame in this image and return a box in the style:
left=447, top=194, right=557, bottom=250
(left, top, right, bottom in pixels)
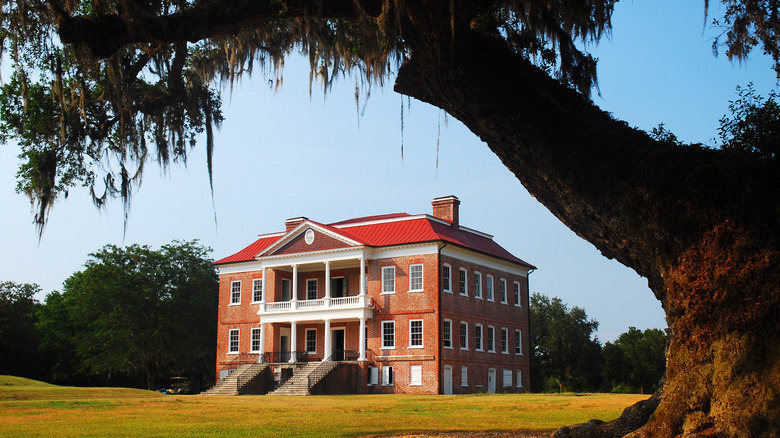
left=410, top=365, right=422, bottom=386
left=474, top=272, right=483, bottom=299
left=250, top=327, right=261, bottom=353
left=442, top=264, right=452, bottom=293
left=500, top=278, right=508, bottom=304
left=230, top=280, right=241, bottom=305
left=306, top=278, right=318, bottom=301
left=460, top=322, right=468, bottom=350
left=487, top=325, right=495, bottom=353
left=459, top=268, right=468, bottom=296
left=516, top=370, right=523, bottom=388
left=382, top=366, right=394, bottom=386
left=305, top=328, right=317, bottom=354
left=382, top=321, right=395, bottom=349
left=475, top=323, right=484, bottom=351
left=461, top=366, right=468, bottom=387
left=443, top=319, right=453, bottom=349
left=228, top=329, right=239, bottom=354
left=409, top=264, right=424, bottom=292
left=503, top=369, right=512, bottom=387
left=501, top=327, right=509, bottom=354
left=252, top=278, right=263, bottom=303
left=486, top=275, right=494, bottom=301
left=368, top=367, right=379, bottom=385
left=515, top=329, right=523, bottom=355
left=513, top=281, right=521, bottom=307
left=381, top=266, right=396, bottom=294
left=409, top=319, right=424, bottom=348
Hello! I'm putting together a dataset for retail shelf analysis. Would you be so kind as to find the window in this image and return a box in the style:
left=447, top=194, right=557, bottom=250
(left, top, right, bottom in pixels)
left=461, top=366, right=468, bottom=387
left=500, top=278, right=508, bottom=303
left=460, top=322, right=468, bottom=350
left=306, top=279, right=318, bottom=300
left=475, top=324, right=483, bottom=351
left=486, top=275, right=494, bottom=301
left=330, top=277, right=347, bottom=298
left=459, top=268, right=468, bottom=295
left=368, top=367, right=379, bottom=385
left=252, top=278, right=263, bottom=302
left=383, top=366, right=394, bottom=386
left=410, top=365, right=422, bottom=386
left=474, top=272, right=482, bottom=299
left=409, top=320, right=423, bottom=348
left=501, top=328, right=509, bottom=353
left=487, top=326, right=495, bottom=352
left=306, top=329, right=317, bottom=354
left=513, top=281, right=521, bottom=307
left=503, top=369, right=512, bottom=387
left=381, top=266, right=395, bottom=294
left=516, top=370, right=523, bottom=388
left=281, top=279, right=291, bottom=301
left=443, top=319, right=452, bottom=348
left=515, top=329, right=523, bottom=355
left=442, top=264, right=452, bottom=293
left=250, top=327, right=261, bottom=352
left=230, top=281, right=241, bottom=305
left=228, top=329, right=239, bottom=353
left=409, top=264, right=424, bottom=291
left=382, top=321, right=395, bottom=349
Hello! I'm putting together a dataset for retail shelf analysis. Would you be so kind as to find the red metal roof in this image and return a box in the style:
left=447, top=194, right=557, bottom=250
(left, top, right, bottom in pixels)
left=214, top=214, right=534, bottom=269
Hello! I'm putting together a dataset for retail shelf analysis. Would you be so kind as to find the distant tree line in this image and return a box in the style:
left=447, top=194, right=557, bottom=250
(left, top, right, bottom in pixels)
left=0, top=240, right=218, bottom=392
left=530, top=292, right=667, bottom=394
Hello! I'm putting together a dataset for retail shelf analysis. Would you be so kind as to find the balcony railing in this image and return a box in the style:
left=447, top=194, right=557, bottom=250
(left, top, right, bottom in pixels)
left=260, top=295, right=372, bottom=314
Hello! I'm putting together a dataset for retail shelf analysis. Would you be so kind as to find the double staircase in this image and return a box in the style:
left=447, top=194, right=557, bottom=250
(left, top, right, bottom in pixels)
left=202, top=363, right=268, bottom=396
left=268, top=361, right=339, bottom=395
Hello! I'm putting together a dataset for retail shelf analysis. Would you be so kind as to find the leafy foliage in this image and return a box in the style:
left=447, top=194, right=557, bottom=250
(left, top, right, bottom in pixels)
left=51, top=240, right=218, bottom=390
left=0, top=281, right=42, bottom=378
left=710, top=0, right=780, bottom=76
left=602, top=327, right=667, bottom=394
left=529, top=292, right=603, bottom=392
left=719, top=83, right=780, bottom=160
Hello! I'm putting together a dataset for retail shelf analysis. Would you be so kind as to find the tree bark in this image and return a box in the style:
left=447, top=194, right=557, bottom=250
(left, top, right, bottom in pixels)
left=394, top=27, right=780, bottom=437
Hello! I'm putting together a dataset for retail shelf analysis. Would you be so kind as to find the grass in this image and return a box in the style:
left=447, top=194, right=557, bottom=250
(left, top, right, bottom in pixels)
left=0, top=375, right=649, bottom=437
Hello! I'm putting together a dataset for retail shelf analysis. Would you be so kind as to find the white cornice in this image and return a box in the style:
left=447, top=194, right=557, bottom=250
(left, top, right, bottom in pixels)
left=441, top=245, right=530, bottom=277
left=258, top=221, right=362, bottom=257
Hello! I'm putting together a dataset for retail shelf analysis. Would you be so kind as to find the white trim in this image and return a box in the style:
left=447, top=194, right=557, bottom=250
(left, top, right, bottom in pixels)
left=372, top=243, right=440, bottom=259
left=305, top=328, right=317, bottom=354
left=250, top=327, right=262, bottom=353
left=381, top=320, right=395, bottom=349
left=382, top=365, right=395, bottom=386
left=259, top=222, right=363, bottom=257
left=409, top=319, right=424, bottom=348
left=474, top=272, right=483, bottom=299
left=486, top=275, right=495, bottom=302
left=251, top=278, right=263, bottom=303
left=513, top=281, right=522, bottom=307
left=500, top=278, right=508, bottom=304
left=460, top=321, right=469, bottom=350
left=487, top=325, right=495, bottom=353
left=230, top=280, right=242, bottom=305
left=442, top=319, right=453, bottom=349
left=440, top=245, right=531, bottom=277
left=442, top=263, right=452, bottom=293
left=306, top=278, right=318, bottom=300
left=458, top=267, right=468, bottom=296
left=408, top=263, right=424, bottom=292
left=409, top=364, right=423, bottom=386
left=461, top=365, right=469, bottom=387
left=515, top=329, right=523, bottom=356
left=475, top=323, right=484, bottom=352
left=228, top=329, right=240, bottom=354
left=501, top=327, right=509, bottom=354
left=381, top=266, right=396, bottom=294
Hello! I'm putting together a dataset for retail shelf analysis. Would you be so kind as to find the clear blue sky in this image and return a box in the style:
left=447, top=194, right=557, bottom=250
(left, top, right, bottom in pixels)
left=0, top=1, right=775, bottom=342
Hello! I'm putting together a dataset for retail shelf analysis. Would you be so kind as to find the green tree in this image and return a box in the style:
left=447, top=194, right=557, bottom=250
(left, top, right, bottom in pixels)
left=719, top=83, right=780, bottom=161
left=2, top=0, right=780, bottom=435
left=59, top=240, right=218, bottom=390
left=529, top=293, right=603, bottom=393
left=0, top=281, right=42, bottom=378
left=603, top=327, right=667, bottom=394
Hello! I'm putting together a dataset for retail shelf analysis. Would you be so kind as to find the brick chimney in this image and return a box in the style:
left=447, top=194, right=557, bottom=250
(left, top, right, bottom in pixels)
left=285, top=217, right=308, bottom=232
left=431, top=195, right=460, bottom=228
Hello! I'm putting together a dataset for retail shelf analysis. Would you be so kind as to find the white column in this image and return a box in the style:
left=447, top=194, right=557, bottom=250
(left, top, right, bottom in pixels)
left=323, top=319, right=332, bottom=362
left=289, top=322, right=297, bottom=363
left=291, top=264, right=298, bottom=306
left=359, top=317, right=367, bottom=361
left=359, top=257, right=366, bottom=296
left=258, top=323, right=266, bottom=363
left=324, top=261, right=331, bottom=307
left=260, top=267, right=266, bottom=303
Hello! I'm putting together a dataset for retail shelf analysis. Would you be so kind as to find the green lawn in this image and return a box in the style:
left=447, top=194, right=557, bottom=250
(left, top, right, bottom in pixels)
left=0, top=376, right=648, bottom=437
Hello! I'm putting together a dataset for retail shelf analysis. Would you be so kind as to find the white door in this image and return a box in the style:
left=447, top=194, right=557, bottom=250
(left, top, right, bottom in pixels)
left=488, top=368, right=496, bottom=394
left=443, top=365, right=453, bottom=395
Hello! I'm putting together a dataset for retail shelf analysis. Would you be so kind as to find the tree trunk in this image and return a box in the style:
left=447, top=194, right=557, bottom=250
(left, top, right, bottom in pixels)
left=394, top=26, right=780, bottom=437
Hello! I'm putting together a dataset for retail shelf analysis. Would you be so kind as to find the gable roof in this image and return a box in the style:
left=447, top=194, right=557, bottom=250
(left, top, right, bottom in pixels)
left=213, top=214, right=535, bottom=269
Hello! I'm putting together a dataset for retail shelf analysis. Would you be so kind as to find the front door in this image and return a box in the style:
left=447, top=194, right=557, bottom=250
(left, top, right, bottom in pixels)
left=332, top=328, right=345, bottom=361
left=280, top=334, right=290, bottom=363
left=281, top=279, right=291, bottom=301
left=488, top=368, right=496, bottom=394
left=443, top=365, right=453, bottom=395
left=330, top=277, right=346, bottom=298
